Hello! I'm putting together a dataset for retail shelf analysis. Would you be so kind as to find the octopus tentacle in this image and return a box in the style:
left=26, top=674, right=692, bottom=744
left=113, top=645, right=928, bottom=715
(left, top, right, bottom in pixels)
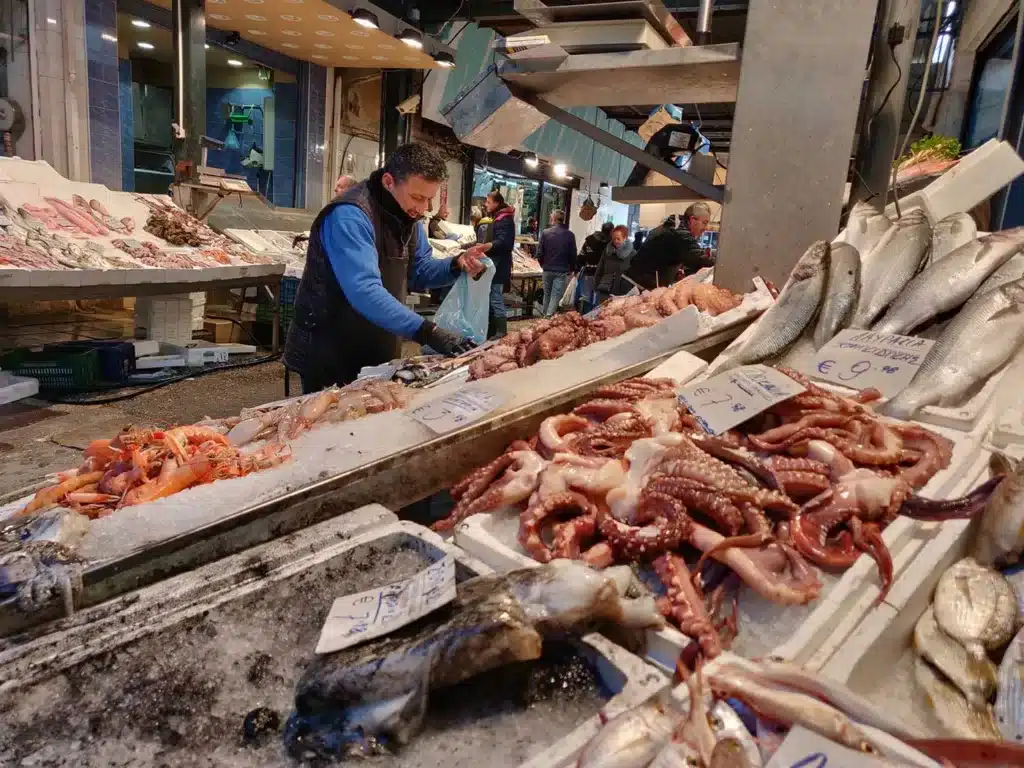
left=654, top=553, right=722, bottom=659
left=433, top=450, right=545, bottom=531
left=539, top=414, right=591, bottom=455
left=776, top=470, right=832, bottom=498
left=518, top=491, right=596, bottom=563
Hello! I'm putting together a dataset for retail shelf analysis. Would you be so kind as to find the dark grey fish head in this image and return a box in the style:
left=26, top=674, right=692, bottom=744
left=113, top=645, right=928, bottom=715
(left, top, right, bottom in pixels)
left=791, top=241, right=830, bottom=281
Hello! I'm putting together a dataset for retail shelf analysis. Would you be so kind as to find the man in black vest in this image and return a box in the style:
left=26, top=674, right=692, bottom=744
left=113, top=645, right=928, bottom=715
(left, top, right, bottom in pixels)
left=284, top=144, right=488, bottom=393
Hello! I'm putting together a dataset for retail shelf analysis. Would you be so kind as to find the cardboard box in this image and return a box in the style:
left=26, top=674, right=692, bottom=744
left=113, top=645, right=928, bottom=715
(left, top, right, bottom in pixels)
left=204, top=318, right=240, bottom=344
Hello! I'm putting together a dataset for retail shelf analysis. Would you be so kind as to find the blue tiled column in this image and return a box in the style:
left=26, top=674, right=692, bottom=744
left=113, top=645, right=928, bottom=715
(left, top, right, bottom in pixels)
left=84, top=0, right=122, bottom=189
left=273, top=81, right=298, bottom=208
left=304, top=64, right=327, bottom=211
left=119, top=60, right=134, bottom=192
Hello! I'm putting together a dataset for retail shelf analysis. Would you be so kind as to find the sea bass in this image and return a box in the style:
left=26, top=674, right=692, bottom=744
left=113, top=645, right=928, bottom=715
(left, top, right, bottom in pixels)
left=286, top=561, right=663, bottom=759
left=932, top=557, right=1017, bottom=661
left=972, top=458, right=1024, bottom=567
left=708, top=241, right=829, bottom=374
left=913, top=606, right=997, bottom=709
left=851, top=210, right=932, bottom=328
left=813, top=242, right=861, bottom=348
left=839, top=201, right=892, bottom=258
left=914, top=657, right=1001, bottom=740
left=929, top=212, right=977, bottom=268
left=873, top=228, right=1024, bottom=335
left=995, top=625, right=1024, bottom=742
left=884, top=278, right=1024, bottom=420
left=976, top=251, right=1024, bottom=297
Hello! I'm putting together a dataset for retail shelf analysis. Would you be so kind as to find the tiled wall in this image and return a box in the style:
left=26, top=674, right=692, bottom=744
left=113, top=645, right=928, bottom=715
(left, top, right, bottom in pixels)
left=84, top=0, right=121, bottom=189
left=272, top=82, right=298, bottom=208
left=119, top=60, right=134, bottom=192
left=304, top=64, right=327, bottom=211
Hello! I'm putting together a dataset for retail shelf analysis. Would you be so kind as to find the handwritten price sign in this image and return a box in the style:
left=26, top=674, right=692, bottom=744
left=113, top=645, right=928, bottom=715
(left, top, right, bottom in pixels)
left=766, top=726, right=934, bottom=768
left=802, top=329, right=935, bottom=398
left=677, top=364, right=806, bottom=435
left=408, top=389, right=507, bottom=434
left=315, top=555, right=457, bottom=654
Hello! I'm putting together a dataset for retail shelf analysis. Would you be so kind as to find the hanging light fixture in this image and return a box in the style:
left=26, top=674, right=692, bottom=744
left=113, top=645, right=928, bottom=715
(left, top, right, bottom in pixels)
left=350, top=8, right=379, bottom=29
left=434, top=51, right=456, bottom=68
left=398, top=27, right=424, bottom=49
left=553, top=162, right=568, bottom=178
left=599, top=181, right=610, bottom=193
left=524, top=152, right=539, bottom=169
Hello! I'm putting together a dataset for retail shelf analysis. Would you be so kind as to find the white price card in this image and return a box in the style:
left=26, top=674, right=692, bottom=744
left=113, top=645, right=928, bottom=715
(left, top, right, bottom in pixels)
left=678, top=364, right=806, bottom=435
left=315, top=555, right=457, bottom=655
left=408, top=388, right=507, bottom=434
left=766, top=726, right=938, bottom=768
left=803, top=329, right=935, bottom=398
left=356, top=363, right=398, bottom=382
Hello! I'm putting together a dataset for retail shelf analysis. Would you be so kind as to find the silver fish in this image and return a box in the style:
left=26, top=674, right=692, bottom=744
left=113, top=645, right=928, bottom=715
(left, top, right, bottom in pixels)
left=708, top=738, right=755, bottom=768
left=841, top=201, right=892, bottom=258
left=709, top=241, right=829, bottom=374
left=813, top=242, right=861, bottom=348
left=913, top=605, right=997, bottom=708
left=929, top=212, right=977, bottom=268
left=851, top=210, right=932, bottom=328
left=884, top=278, right=1024, bottom=420
left=709, top=701, right=762, bottom=767
left=995, top=625, right=1024, bottom=741
left=577, top=690, right=681, bottom=768
left=914, top=656, right=1002, bottom=740
left=932, top=557, right=1018, bottom=661
left=873, top=229, right=1024, bottom=335
left=976, top=251, right=1024, bottom=297
left=973, top=459, right=1024, bottom=567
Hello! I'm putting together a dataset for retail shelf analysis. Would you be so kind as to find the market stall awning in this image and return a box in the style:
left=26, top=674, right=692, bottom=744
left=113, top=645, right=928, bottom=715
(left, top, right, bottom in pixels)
left=145, top=0, right=439, bottom=69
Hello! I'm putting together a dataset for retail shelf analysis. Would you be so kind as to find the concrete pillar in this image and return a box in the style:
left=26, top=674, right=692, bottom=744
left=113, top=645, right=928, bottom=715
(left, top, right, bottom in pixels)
left=171, top=0, right=206, bottom=168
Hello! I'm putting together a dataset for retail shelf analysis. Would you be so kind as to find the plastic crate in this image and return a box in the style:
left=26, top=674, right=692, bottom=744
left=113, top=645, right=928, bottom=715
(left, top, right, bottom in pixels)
left=280, top=276, right=299, bottom=306
left=43, top=340, right=136, bottom=382
left=0, top=348, right=100, bottom=390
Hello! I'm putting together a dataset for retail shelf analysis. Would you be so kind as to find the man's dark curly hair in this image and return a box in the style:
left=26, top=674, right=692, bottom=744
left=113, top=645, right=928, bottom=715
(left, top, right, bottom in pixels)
left=384, top=143, right=449, bottom=184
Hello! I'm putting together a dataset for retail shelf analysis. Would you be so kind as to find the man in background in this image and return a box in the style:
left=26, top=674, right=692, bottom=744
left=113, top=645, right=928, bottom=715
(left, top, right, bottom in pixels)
left=427, top=203, right=450, bottom=240
left=536, top=209, right=577, bottom=317
left=626, top=202, right=714, bottom=289
left=578, top=221, right=613, bottom=269
left=333, top=174, right=357, bottom=198
left=481, top=190, right=516, bottom=338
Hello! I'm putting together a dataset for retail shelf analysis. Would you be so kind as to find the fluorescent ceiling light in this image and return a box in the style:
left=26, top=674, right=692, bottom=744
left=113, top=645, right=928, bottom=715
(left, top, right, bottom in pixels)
left=137, top=42, right=155, bottom=50
left=46, top=17, right=56, bottom=25
left=101, top=33, right=117, bottom=43
left=131, top=20, right=151, bottom=29
left=553, top=162, right=568, bottom=177
left=227, top=59, right=243, bottom=67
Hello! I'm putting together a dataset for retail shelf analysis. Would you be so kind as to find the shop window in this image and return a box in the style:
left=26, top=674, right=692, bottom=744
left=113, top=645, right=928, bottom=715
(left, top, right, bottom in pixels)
left=964, top=22, right=1016, bottom=150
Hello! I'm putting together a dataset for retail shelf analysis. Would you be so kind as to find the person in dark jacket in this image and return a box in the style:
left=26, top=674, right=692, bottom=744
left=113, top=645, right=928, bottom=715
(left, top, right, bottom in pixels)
left=625, top=202, right=714, bottom=290
left=427, top=203, right=449, bottom=240
left=481, top=190, right=515, bottom=338
left=578, top=222, right=612, bottom=269
left=536, top=209, right=577, bottom=317
left=594, top=225, right=635, bottom=304
left=283, top=143, right=489, bottom=393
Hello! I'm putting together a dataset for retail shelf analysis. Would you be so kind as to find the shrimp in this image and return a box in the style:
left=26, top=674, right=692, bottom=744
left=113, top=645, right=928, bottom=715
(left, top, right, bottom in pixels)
left=122, top=459, right=210, bottom=506
left=18, top=471, right=106, bottom=515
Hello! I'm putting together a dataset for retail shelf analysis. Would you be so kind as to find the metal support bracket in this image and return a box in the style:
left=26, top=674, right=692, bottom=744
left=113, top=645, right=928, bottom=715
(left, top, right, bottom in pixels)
left=507, top=85, right=724, bottom=203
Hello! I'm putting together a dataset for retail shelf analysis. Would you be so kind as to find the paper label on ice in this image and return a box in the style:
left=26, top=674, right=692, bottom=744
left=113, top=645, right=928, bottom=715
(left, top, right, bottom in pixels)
left=315, top=555, right=456, bottom=655
left=120, top=238, right=143, bottom=249
left=767, top=726, right=923, bottom=767
left=802, top=328, right=935, bottom=398
left=677, top=364, right=805, bottom=435
left=356, top=363, right=398, bottom=382
left=408, top=388, right=507, bottom=434
left=751, top=275, right=773, bottom=299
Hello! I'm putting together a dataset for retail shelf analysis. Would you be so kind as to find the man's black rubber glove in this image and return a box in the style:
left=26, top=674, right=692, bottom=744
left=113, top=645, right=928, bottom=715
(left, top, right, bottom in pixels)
left=414, top=320, right=475, bottom=357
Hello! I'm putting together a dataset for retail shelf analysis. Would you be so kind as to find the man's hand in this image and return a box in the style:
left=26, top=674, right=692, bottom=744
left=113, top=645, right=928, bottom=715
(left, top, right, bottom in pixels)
left=456, top=242, right=491, bottom=277
left=414, top=320, right=475, bottom=357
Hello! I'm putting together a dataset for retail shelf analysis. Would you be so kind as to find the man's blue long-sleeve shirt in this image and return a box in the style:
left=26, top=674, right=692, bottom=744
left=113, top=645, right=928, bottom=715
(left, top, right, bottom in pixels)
left=320, top=206, right=457, bottom=338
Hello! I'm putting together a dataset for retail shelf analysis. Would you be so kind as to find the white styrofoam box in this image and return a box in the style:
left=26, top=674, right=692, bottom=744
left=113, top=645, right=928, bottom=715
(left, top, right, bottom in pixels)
left=0, top=373, right=39, bottom=405
left=132, top=340, right=160, bottom=358
left=182, top=344, right=228, bottom=367
left=642, top=348, right=706, bottom=384
left=223, top=228, right=279, bottom=254
left=991, top=406, right=1024, bottom=447
left=135, top=354, right=186, bottom=369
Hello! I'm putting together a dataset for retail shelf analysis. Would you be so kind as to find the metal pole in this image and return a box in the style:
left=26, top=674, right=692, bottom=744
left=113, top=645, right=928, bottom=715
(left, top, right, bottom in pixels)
left=171, top=0, right=207, bottom=169
left=696, top=0, right=714, bottom=45
left=379, top=70, right=413, bottom=162
left=849, top=0, right=922, bottom=207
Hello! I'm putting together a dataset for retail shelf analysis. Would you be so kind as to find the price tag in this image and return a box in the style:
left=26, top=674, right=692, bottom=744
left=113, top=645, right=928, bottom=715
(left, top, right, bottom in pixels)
left=408, top=388, right=507, bottom=434
left=120, top=238, right=142, bottom=249
left=767, top=726, right=935, bottom=768
left=803, top=329, right=935, bottom=398
left=315, top=556, right=456, bottom=655
left=356, top=363, right=398, bottom=382
left=678, top=364, right=806, bottom=435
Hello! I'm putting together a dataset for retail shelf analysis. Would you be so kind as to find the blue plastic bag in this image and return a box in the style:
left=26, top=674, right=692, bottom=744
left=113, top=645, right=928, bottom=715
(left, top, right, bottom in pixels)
left=433, top=256, right=495, bottom=345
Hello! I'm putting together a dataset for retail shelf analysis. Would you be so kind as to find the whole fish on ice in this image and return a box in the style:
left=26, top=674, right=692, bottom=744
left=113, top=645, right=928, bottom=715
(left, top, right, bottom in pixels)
left=812, top=242, right=861, bottom=348
left=972, top=457, right=1024, bottom=567
left=873, top=229, right=1024, bottom=334
left=851, top=210, right=932, bottom=328
left=708, top=241, right=829, bottom=374
left=914, top=656, right=1001, bottom=740
left=928, top=212, right=978, bottom=268
left=285, top=560, right=663, bottom=759
left=976, top=251, right=1024, bottom=297
left=839, top=201, right=892, bottom=258
left=932, top=557, right=1017, bottom=661
left=995, top=625, right=1024, bottom=742
left=884, top=278, right=1024, bottom=420
left=913, top=606, right=996, bottom=709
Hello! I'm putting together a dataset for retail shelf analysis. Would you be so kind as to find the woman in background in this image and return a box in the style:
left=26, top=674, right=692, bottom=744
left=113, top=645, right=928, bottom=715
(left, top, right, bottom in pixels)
left=594, top=225, right=635, bottom=305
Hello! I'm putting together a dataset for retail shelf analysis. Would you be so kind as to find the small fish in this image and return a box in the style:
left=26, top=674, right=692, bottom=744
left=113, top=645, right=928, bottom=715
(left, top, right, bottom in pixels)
left=840, top=201, right=892, bottom=258
left=990, top=449, right=1019, bottom=477
left=577, top=689, right=681, bottom=768
left=709, top=701, right=761, bottom=767
left=708, top=738, right=755, bottom=768
left=914, top=656, right=1001, bottom=740
left=976, top=251, right=1024, bottom=297
left=932, top=557, right=1018, bottom=660
left=708, top=241, right=830, bottom=374
left=873, top=229, right=1024, bottom=334
left=884, top=278, right=1024, bottom=420
left=973, top=460, right=1024, bottom=568
left=995, top=625, right=1024, bottom=742
left=929, top=212, right=978, bottom=268
left=851, top=210, right=932, bottom=328
left=913, top=606, right=997, bottom=709
left=813, top=242, right=861, bottom=348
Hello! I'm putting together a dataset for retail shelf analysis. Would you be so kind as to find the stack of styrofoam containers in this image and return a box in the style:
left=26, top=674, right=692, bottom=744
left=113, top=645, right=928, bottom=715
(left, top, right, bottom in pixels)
left=189, top=291, right=206, bottom=332
left=134, top=294, right=195, bottom=344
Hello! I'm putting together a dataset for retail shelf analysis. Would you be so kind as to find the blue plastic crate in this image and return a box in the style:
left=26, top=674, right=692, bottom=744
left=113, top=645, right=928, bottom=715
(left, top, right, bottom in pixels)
left=44, top=340, right=136, bottom=382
